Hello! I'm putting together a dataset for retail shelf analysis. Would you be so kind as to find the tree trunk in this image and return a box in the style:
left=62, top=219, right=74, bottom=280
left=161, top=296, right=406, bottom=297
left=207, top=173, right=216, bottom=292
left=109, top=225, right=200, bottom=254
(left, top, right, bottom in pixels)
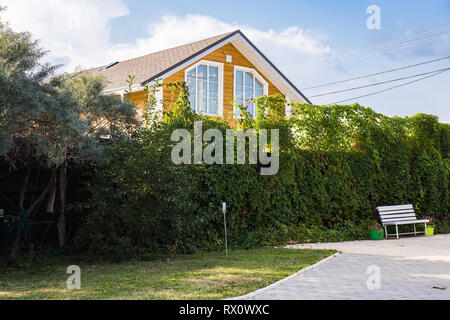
left=10, top=167, right=31, bottom=259
left=46, top=169, right=57, bottom=213
left=10, top=228, right=21, bottom=260
left=57, top=162, right=68, bottom=247
left=19, top=167, right=31, bottom=206
left=28, top=184, right=50, bottom=217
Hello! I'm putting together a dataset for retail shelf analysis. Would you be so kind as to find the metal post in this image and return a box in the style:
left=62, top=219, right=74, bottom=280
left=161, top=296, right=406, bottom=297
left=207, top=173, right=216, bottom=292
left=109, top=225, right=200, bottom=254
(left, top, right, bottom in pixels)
left=223, top=202, right=228, bottom=257
left=395, top=225, right=399, bottom=239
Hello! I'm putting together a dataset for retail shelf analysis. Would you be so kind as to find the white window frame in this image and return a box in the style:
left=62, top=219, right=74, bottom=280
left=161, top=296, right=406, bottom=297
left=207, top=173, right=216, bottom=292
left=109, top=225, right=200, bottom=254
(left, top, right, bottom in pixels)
left=233, top=66, right=269, bottom=119
left=185, top=60, right=224, bottom=117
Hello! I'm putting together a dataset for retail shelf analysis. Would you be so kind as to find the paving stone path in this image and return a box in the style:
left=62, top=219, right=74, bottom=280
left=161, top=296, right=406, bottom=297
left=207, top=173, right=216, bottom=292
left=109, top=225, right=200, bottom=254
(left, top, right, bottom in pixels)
left=235, top=234, right=450, bottom=300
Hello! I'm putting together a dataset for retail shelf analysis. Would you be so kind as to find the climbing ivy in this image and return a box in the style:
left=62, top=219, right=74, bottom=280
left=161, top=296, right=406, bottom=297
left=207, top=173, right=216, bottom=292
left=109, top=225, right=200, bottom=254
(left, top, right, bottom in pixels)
left=75, top=87, right=449, bottom=258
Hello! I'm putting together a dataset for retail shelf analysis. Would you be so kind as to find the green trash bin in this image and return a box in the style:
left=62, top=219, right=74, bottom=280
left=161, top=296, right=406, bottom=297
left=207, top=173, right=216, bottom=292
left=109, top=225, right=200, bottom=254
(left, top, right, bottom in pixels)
left=369, top=229, right=384, bottom=240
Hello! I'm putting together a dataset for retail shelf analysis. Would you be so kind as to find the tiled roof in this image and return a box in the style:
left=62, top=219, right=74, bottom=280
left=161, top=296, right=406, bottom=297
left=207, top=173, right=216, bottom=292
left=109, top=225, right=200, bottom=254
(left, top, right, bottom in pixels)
left=90, top=31, right=238, bottom=91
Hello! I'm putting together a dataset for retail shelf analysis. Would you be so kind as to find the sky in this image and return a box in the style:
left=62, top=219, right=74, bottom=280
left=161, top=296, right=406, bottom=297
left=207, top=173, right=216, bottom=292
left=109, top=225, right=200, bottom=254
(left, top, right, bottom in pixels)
left=1, top=0, right=449, bottom=122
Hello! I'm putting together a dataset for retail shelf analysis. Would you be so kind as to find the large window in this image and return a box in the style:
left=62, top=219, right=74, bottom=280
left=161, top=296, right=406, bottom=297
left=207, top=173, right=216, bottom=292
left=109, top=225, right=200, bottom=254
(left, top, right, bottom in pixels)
left=234, top=67, right=268, bottom=118
left=185, top=61, right=223, bottom=116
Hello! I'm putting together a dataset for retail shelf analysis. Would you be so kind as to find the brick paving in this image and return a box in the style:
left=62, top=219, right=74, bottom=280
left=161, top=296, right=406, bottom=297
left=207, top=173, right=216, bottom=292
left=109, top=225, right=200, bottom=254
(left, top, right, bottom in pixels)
left=235, top=234, right=450, bottom=300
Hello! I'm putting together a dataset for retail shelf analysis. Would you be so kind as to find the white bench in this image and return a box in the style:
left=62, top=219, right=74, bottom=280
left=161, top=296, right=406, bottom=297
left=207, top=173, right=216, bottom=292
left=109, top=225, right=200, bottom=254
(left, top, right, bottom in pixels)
left=376, top=204, right=429, bottom=239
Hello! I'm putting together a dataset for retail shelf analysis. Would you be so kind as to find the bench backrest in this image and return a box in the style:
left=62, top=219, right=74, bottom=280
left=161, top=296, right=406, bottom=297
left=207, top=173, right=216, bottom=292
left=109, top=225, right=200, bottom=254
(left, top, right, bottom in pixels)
left=376, top=204, right=417, bottom=225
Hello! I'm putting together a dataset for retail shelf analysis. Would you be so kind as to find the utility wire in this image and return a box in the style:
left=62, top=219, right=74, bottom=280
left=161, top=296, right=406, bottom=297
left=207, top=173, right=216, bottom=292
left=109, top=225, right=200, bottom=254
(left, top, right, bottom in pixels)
left=302, top=55, right=450, bottom=90
left=328, top=69, right=449, bottom=105
left=307, top=67, right=450, bottom=98
left=300, top=34, right=450, bottom=73
left=284, top=25, right=450, bottom=72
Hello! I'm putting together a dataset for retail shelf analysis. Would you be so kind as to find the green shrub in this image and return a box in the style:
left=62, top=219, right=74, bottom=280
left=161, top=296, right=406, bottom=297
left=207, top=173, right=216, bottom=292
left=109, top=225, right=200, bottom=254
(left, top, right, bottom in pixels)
left=75, top=89, right=449, bottom=258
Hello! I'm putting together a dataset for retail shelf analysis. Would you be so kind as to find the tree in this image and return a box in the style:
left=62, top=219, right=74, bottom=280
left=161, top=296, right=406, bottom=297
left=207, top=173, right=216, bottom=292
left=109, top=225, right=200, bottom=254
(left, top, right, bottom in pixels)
left=0, top=8, right=138, bottom=258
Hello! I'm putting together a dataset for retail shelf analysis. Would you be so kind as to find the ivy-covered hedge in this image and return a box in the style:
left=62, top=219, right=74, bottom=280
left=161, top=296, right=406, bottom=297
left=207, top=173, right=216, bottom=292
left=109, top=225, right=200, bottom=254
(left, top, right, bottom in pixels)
left=75, top=92, right=449, bottom=257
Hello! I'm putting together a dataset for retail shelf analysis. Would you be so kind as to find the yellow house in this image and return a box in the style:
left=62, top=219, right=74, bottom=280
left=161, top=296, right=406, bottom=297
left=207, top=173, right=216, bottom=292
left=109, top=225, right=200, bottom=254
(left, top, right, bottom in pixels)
left=91, top=30, right=311, bottom=122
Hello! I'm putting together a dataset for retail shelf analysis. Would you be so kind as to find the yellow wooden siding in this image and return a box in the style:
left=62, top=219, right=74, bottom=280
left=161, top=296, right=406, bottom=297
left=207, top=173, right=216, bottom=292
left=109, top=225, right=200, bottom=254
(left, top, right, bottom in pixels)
left=126, top=91, right=148, bottom=114
left=163, top=43, right=284, bottom=122
left=123, top=43, right=285, bottom=123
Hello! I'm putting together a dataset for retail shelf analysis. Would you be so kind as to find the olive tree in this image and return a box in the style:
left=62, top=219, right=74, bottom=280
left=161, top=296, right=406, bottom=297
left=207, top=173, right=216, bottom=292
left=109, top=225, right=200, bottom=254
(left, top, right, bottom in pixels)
left=0, top=8, right=138, bottom=258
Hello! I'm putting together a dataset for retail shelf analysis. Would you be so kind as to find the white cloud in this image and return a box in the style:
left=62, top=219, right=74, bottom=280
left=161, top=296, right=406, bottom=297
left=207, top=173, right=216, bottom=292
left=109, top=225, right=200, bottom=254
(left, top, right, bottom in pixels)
left=0, top=3, right=331, bottom=73
left=0, top=0, right=129, bottom=70
left=107, top=14, right=331, bottom=69
left=1, top=1, right=448, bottom=121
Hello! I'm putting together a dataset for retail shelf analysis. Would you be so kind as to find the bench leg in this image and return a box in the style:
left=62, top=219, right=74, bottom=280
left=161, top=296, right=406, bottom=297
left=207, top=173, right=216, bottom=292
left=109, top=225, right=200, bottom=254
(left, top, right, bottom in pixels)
left=395, top=225, right=399, bottom=239
left=424, top=223, right=427, bottom=236
left=384, top=226, right=388, bottom=239
left=414, top=224, right=416, bottom=236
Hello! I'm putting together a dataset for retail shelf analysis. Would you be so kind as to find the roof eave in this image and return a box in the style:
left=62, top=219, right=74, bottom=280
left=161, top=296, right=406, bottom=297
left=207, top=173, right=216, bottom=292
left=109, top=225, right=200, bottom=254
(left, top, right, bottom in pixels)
left=235, top=31, right=312, bottom=104
left=141, top=30, right=241, bottom=85
left=141, top=30, right=311, bottom=104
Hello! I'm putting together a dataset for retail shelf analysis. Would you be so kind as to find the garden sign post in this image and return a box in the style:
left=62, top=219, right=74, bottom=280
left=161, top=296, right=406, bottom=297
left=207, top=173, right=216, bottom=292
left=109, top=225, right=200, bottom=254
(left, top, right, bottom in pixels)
left=223, top=202, right=228, bottom=257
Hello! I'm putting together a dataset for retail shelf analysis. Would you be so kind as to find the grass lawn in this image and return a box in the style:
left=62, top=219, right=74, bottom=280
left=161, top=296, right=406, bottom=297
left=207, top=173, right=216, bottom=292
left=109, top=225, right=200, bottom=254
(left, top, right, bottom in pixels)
left=0, top=248, right=335, bottom=300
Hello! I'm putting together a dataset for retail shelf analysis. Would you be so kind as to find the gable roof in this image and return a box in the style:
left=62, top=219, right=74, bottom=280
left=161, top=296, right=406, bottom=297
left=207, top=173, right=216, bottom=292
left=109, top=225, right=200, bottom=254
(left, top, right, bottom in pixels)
left=91, top=30, right=311, bottom=104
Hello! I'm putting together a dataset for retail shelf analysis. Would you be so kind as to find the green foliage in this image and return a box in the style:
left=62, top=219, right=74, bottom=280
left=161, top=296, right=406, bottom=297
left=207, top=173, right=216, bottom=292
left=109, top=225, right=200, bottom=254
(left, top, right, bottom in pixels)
left=0, top=13, right=140, bottom=254
left=0, top=12, right=60, bottom=157
left=0, top=11, right=138, bottom=167
left=76, top=84, right=449, bottom=258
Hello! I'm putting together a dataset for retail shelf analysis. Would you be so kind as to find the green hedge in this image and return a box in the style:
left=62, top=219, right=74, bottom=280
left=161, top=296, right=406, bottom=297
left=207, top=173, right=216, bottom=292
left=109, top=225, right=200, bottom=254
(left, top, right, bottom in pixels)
left=75, top=95, right=449, bottom=257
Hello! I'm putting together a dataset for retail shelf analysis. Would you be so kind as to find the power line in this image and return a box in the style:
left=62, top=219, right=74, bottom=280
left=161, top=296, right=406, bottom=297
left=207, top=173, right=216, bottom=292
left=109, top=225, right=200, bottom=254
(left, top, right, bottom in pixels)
left=327, top=69, right=449, bottom=105
left=284, top=25, right=450, bottom=73
left=300, top=34, right=450, bottom=73
left=307, top=67, right=450, bottom=98
left=285, top=25, right=450, bottom=70
left=302, top=55, right=450, bottom=90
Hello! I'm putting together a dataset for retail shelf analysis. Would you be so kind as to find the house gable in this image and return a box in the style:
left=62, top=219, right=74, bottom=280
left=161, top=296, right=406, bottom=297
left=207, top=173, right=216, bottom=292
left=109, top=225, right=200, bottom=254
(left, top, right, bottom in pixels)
left=162, top=42, right=284, bottom=120
left=94, top=30, right=310, bottom=120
